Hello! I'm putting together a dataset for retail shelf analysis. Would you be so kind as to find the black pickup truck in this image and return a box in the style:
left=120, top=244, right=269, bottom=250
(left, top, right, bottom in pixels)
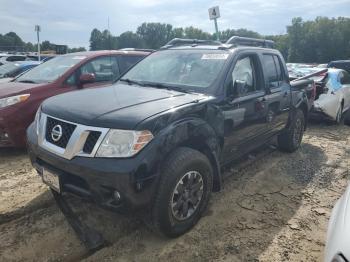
left=27, top=37, right=313, bottom=238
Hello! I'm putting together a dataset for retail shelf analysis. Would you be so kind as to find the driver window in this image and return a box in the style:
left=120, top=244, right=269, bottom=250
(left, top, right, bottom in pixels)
left=80, top=56, right=119, bottom=82
left=231, top=56, right=256, bottom=96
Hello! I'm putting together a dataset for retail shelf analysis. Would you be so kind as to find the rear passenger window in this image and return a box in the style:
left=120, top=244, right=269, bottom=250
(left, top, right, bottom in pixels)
left=118, top=55, right=144, bottom=74
left=263, top=54, right=283, bottom=88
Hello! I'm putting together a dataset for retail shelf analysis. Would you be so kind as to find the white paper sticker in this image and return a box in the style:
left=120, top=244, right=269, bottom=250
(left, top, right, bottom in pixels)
left=72, top=56, right=86, bottom=60
left=201, top=54, right=229, bottom=60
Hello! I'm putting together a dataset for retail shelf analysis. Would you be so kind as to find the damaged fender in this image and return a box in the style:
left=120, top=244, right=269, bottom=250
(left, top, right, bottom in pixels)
left=314, top=93, right=342, bottom=120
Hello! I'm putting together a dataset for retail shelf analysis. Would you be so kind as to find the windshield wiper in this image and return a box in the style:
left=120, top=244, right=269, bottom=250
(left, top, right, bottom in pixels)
left=119, top=78, right=145, bottom=86
left=17, top=79, right=37, bottom=84
left=142, top=82, right=191, bottom=94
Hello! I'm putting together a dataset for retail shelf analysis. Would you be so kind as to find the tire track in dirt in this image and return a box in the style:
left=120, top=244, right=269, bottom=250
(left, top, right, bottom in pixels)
left=0, top=123, right=349, bottom=262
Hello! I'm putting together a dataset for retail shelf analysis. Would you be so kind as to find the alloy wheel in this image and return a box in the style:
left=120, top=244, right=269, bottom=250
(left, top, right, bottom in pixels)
left=171, top=171, right=204, bottom=221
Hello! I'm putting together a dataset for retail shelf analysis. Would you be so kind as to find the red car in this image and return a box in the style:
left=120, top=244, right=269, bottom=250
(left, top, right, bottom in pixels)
left=0, top=50, right=150, bottom=147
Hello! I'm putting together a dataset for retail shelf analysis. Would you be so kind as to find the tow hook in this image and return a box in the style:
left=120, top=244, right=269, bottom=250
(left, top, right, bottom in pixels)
left=51, top=190, right=106, bottom=252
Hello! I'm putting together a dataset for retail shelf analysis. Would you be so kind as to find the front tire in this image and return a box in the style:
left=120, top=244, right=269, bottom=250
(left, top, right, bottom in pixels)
left=151, top=147, right=213, bottom=238
left=278, top=109, right=305, bottom=153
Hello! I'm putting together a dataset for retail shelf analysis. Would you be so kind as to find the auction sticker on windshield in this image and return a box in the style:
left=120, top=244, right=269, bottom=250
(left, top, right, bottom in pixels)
left=202, top=54, right=229, bottom=60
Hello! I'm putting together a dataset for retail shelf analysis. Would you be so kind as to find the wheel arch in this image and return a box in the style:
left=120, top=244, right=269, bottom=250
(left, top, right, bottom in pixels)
left=157, top=118, right=223, bottom=192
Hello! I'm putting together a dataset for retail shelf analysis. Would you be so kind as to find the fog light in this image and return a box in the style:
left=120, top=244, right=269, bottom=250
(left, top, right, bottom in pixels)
left=113, top=191, right=121, bottom=201
left=0, top=131, right=9, bottom=141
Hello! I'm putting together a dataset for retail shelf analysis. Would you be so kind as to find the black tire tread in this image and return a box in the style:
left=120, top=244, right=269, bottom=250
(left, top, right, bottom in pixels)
left=278, top=109, right=305, bottom=153
left=151, top=147, right=213, bottom=237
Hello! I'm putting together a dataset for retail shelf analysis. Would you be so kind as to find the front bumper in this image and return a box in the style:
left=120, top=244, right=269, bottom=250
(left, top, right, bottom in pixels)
left=0, top=105, right=32, bottom=147
left=0, top=118, right=27, bottom=147
left=309, top=107, right=334, bottom=121
left=27, top=123, right=160, bottom=211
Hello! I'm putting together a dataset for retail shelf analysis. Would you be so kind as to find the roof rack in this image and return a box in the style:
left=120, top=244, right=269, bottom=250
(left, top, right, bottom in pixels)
left=120, top=48, right=155, bottom=52
left=161, top=38, right=222, bottom=49
left=226, top=36, right=275, bottom=48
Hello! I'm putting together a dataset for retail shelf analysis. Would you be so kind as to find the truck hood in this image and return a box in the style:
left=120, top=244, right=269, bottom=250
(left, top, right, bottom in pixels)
left=42, top=83, right=210, bottom=129
left=0, top=81, right=45, bottom=98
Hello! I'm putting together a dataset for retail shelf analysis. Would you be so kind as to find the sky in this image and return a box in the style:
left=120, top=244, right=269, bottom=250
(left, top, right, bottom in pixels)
left=0, top=0, right=349, bottom=48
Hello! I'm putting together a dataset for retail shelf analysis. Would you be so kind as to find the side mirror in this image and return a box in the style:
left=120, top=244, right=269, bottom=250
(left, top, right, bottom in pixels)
left=234, top=80, right=248, bottom=96
left=78, top=73, right=95, bottom=88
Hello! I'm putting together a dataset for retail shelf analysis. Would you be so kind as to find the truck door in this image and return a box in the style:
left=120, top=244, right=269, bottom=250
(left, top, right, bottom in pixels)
left=221, top=53, right=270, bottom=164
left=261, top=54, right=291, bottom=133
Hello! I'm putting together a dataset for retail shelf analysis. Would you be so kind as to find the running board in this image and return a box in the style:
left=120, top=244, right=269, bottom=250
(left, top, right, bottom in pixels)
left=51, top=190, right=106, bottom=252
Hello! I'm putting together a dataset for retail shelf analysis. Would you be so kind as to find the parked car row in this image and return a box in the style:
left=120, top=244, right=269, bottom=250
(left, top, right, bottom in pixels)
left=0, top=49, right=150, bottom=147
left=1, top=37, right=349, bottom=260
left=0, top=61, right=41, bottom=83
left=288, top=62, right=350, bottom=123
left=0, top=53, right=56, bottom=66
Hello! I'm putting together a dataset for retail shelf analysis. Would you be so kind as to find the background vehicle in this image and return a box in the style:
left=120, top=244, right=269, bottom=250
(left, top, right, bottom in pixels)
left=27, top=37, right=312, bottom=238
left=312, top=68, right=350, bottom=123
left=0, top=61, right=40, bottom=81
left=328, top=60, right=350, bottom=74
left=26, top=55, right=56, bottom=62
left=325, top=183, right=350, bottom=262
left=0, top=55, right=27, bottom=65
left=0, top=50, right=149, bottom=147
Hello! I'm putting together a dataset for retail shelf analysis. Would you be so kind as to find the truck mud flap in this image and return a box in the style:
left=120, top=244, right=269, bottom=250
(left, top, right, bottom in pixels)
left=51, top=189, right=106, bottom=252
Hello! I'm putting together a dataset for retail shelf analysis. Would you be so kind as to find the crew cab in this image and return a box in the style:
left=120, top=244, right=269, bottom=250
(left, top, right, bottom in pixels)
left=0, top=50, right=150, bottom=147
left=27, top=37, right=312, bottom=237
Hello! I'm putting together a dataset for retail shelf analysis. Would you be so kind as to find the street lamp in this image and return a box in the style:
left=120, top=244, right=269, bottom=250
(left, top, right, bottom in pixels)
left=35, top=25, right=41, bottom=61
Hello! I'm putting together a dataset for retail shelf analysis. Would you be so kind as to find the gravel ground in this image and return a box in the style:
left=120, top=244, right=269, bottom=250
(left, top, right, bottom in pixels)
left=0, top=122, right=349, bottom=262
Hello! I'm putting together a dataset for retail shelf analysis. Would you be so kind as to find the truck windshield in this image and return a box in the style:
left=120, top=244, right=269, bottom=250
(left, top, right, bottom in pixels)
left=121, top=49, right=229, bottom=91
left=15, top=55, right=85, bottom=84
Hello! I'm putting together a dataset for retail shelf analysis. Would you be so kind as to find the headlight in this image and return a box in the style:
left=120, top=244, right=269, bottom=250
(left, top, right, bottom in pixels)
left=34, top=106, right=42, bottom=136
left=96, top=129, right=153, bottom=158
left=0, top=94, right=30, bottom=109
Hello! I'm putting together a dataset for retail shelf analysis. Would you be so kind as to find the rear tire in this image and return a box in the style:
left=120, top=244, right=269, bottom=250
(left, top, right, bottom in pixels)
left=344, top=109, right=350, bottom=126
left=151, top=147, right=213, bottom=238
left=278, top=109, right=305, bottom=153
left=334, top=104, right=343, bottom=125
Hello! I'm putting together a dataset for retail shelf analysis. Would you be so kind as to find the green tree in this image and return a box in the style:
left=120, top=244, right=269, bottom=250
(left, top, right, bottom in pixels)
left=41, top=40, right=55, bottom=51
left=68, top=47, right=86, bottom=53
left=137, top=22, right=173, bottom=49
left=89, top=28, right=104, bottom=50
left=183, top=26, right=211, bottom=40
left=117, top=31, right=142, bottom=49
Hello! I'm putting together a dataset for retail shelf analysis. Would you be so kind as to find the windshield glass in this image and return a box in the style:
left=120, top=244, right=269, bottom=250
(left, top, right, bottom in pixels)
left=15, top=55, right=85, bottom=83
left=121, top=50, right=229, bottom=91
left=0, top=63, right=19, bottom=77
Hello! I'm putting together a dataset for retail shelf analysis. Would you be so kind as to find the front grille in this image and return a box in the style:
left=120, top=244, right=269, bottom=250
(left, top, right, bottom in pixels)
left=83, top=131, right=101, bottom=154
left=45, top=117, right=76, bottom=148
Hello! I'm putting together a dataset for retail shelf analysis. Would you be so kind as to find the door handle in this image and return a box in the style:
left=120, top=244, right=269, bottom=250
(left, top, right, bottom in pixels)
left=283, top=92, right=289, bottom=97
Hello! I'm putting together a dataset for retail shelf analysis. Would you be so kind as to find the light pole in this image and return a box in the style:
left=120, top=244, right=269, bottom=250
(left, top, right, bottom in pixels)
left=35, top=25, right=41, bottom=61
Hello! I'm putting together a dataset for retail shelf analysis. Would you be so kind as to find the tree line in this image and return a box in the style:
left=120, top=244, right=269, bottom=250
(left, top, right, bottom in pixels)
left=0, top=32, right=86, bottom=53
left=89, top=17, right=350, bottom=63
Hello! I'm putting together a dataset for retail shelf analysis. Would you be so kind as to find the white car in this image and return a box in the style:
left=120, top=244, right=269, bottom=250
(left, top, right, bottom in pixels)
left=312, top=69, right=350, bottom=123
left=0, top=55, right=26, bottom=65
left=325, top=183, right=350, bottom=261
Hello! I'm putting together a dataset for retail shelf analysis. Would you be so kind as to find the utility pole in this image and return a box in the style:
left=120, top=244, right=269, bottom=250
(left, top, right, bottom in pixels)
left=208, top=6, right=220, bottom=41
left=35, top=25, right=41, bottom=61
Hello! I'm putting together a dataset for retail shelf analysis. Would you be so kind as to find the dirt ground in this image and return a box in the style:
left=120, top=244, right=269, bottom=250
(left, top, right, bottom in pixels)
left=0, top=122, right=349, bottom=262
